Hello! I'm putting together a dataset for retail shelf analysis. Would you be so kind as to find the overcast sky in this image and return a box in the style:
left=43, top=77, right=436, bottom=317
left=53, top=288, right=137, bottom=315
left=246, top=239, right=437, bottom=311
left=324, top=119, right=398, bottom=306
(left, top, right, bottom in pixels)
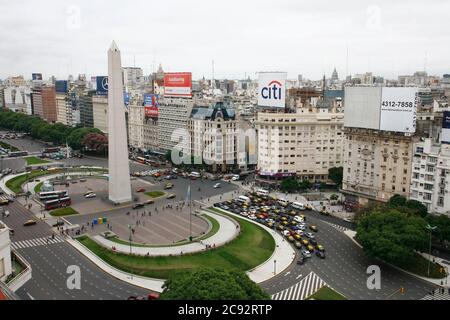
left=1, top=0, right=449, bottom=81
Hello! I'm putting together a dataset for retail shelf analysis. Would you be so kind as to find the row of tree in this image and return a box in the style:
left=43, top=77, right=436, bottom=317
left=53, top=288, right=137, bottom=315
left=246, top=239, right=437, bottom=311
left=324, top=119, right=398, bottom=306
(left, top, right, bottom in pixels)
left=356, top=194, right=450, bottom=269
left=0, top=110, right=106, bottom=153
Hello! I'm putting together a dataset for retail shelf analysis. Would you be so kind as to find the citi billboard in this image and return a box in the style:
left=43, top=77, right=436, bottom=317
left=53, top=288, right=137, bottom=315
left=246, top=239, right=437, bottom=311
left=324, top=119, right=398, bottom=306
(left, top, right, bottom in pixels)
left=258, top=72, right=287, bottom=108
left=164, top=73, right=192, bottom=97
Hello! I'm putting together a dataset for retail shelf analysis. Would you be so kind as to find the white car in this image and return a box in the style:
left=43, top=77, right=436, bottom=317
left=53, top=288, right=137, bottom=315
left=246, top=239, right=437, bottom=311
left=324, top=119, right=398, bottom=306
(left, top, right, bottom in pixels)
left=295, top=230, right=304, bottom=236
left=248, top=214, right=257, bottom=220
left=282, top=230, right=291, bottom=237
left=214, top=183, right=221, bottom=189
left=84, top=192, right=96, bottom=199
left=240, top=212, right=249, bottom=217
left=294, top=216, right=304, bottom=223
left=231, top=175, right=240, bottom=181
left=301, top=250, right=311, bottom=258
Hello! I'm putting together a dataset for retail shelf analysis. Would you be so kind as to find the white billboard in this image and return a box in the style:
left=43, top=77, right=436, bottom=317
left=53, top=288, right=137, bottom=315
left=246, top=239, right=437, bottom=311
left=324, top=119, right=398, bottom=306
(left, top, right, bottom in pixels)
left=344, top=87, right=382, bottom=130
left=258, top=72, right=287, bottom=108
left=379, top=87, right=418, bottom=133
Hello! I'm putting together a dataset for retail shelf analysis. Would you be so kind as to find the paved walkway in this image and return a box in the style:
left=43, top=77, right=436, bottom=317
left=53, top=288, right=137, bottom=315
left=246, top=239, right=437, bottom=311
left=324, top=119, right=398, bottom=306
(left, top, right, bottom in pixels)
left=93, top=210, right=240, bottom=257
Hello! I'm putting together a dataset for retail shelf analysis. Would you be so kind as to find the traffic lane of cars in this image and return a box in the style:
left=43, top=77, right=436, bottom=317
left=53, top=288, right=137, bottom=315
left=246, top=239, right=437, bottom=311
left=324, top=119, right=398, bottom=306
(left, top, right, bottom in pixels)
left=214, top=194, right=326, bottom=261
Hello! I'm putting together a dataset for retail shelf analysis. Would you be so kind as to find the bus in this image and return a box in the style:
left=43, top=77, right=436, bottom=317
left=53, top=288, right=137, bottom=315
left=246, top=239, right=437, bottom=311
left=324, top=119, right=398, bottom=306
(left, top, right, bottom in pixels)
left=256, top=189, right=269, bottom=197
left=38, top=190, right=69, bottom=201
left=136, top=157, right=146, bottom=164
left=8, top=151, right=28, bottom=157
left=44, top=197, right=71, bottom=210
left=292, top=202, right=306, bottom=211
left=43, top=147, right=60, bottom=154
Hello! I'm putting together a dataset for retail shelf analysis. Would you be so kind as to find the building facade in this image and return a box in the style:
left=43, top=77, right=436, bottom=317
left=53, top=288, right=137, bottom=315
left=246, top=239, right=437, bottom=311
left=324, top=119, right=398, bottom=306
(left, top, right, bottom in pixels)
left=92, top=95, right=108, bottom=133
left=0, top=222, right=12, bottom=283
left=79, top=91, right=95, bottom=128
left=256, top=105, right=344, bottom=181
left=410, top=139, right=450, bottom=215
left=342, top=128, right=414, bottom=205
left=158, top=97, right=194, bottom=152
left=31, top=86, right=56, bottom=122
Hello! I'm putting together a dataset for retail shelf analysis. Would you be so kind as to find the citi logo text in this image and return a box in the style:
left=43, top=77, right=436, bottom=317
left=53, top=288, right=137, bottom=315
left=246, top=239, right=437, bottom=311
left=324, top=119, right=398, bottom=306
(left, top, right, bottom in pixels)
left=261, top=80, right=283, bottom=100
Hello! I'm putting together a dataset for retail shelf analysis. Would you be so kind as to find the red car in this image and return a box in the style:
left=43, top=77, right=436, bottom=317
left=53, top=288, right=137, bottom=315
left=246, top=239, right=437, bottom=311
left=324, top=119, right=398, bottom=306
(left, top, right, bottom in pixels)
left=136, top=188, right=146, bottom=193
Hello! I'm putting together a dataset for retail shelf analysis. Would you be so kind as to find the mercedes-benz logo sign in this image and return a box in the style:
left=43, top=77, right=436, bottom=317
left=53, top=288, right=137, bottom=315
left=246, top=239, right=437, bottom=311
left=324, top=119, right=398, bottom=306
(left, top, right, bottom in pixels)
left=102, top=77, right=108, bottom=91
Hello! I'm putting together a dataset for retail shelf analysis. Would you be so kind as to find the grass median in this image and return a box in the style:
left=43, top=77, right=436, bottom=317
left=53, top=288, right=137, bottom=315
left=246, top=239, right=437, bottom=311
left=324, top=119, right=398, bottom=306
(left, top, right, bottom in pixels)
left=24, top=156, right=51, bottom=165
left=145, top=191, right=166, bottom=199
left=0, top=141, right=19, bottom=151
left=77, top=211, right=275, bottom=279
left=6, top=170, right=62, bottom=194
left=49, top=207, right=79, bottom=217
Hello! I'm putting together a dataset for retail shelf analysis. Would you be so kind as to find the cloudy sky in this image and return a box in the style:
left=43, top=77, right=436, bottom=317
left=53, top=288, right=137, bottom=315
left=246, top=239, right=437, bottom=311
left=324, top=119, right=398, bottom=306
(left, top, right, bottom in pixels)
left=0, top=0, right=449, bottom=81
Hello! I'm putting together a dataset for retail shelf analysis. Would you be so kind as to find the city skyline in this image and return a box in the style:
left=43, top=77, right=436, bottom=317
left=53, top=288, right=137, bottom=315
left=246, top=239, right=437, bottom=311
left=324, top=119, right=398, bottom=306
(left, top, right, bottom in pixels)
left=1, top=0, right=449, bottom=80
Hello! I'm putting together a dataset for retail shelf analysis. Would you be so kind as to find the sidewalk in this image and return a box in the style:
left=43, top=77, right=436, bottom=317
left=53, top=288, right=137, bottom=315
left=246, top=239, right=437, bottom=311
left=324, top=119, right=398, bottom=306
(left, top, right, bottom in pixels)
left=93, top=210, right=240, bottom=257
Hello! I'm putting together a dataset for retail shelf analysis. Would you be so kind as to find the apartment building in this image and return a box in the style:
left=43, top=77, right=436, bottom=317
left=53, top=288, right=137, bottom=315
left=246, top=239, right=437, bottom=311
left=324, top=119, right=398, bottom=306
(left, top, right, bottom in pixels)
left=79, top=91, right=95, bottom=128
left=188, top=102, right=239, bottom=172
left=410, top=139, right=450, bottom=215
left=92, top=95, right=108, bottom=133
left=256, top=104, right=344, bottom=181
left=128, top=104, right=159, bottom=151
left=31, top=86, right=56, bottom=122
left=342, top=128, right=414, bottom=205
left=158, top=97, right=194, bottom=152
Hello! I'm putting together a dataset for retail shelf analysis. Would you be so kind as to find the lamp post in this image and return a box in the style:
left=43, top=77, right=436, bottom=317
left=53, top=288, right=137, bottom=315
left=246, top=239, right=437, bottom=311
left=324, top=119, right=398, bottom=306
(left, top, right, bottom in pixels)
left=273, top=260, right=277, bottom=275
left=426, top=224, right=437, bottom=277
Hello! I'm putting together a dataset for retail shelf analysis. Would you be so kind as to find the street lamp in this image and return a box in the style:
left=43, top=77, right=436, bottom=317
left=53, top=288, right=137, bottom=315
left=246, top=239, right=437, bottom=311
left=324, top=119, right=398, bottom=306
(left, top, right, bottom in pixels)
left=426, top=224, right=437, bottom=277
left=273, top=260, right=277, bottom=275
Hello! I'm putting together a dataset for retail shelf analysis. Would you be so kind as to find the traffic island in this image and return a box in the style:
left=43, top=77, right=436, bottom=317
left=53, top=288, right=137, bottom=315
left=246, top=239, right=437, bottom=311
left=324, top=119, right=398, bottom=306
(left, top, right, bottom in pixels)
left=49, top=207, right=79, bottom=217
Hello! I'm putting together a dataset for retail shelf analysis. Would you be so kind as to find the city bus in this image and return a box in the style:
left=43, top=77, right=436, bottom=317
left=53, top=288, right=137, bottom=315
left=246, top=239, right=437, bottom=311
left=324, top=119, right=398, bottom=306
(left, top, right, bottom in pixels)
left=38, top=190, right=69, bottom=201
left=43, top=147, right=60, bottom=154
left=44, top=197, right=71, bottom=210
left=8, top=151, right=28, bottom=157
left=136, top=157, right=146, bottom=164
left=256, top=189, right=269, bottom=197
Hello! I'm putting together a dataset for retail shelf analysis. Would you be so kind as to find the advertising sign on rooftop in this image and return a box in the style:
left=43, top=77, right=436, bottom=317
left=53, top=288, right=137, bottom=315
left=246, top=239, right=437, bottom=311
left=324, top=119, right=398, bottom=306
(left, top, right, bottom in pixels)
left=379, top=87, right=418, bottom=134
left=442, top=111, right=450, bottom=144
left=96, top=76, right=108, bottom=95
left=144, top=94, right=158, bottom=107
left=164, top=73, right=192, bottom=97
left=258, top=72, right=287, bottom=108
left=32, top=73, right=43, bottom=81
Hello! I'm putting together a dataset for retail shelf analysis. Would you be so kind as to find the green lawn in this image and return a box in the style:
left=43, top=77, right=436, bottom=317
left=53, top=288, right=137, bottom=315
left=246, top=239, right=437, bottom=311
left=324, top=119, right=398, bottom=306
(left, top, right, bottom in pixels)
left=77, top=211, right=275, bottom=279
left=6, top=170, right=61, bottom=194
left=0, top=141, right=19, bottom=151
left=145, top=191, right=166, bottom=199
left=307, top=286, right=347, bottom=300
left=24, top=156, right=51, bottom=165
left=399, top=253, right=446, bottom=279
left=108, top=214, right=221, bottom=248
left=49, top=207, right=79, bottom=217
left=34, top=182, right=44, bottom=193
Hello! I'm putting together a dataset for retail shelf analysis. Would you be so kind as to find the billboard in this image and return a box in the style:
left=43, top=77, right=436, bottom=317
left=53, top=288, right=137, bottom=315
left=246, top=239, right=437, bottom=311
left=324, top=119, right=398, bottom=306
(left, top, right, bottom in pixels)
left=144, top=94, right=158, bottom=107
left=379, top=87, right=418, bottom=133
left=344, top=87, right=382, bottom=130
left=55, top=80, right=69, bottom=93
left=164, top=73, right=192, bottom=97
left=124, top=92, right=130, bottom=106
left=258, top=72, right=287, bottom=108
left=145, top=107, right=158, bottom=118
left=32, top=73, right=43, bottom=81
left=96, top=76, right=108, bottom=95
left=344, top=86, right=418, bottom=134
left=442, top=111, right=450, bottom=144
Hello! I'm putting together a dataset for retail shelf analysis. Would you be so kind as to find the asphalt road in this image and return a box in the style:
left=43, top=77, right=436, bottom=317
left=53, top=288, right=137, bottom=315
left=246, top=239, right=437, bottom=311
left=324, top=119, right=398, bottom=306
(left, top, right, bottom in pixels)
left=2, top=202, right=150, bottom=300
left=260, top=208, right=437, bottom=300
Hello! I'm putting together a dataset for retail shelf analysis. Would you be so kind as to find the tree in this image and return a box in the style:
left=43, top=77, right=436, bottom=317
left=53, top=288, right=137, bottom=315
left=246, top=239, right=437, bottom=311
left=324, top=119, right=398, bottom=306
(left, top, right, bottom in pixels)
left=160, top=269, right=270, bottom=300
left=356, top=209, right=428, bottom=266
left=388, top=194, right=407, bottom=207
left=67, top=127, right=102, bottom=150
left=328, top=167, right=343, bottom=186
left=426, top=214, right=450, bottom=244
left=280, top=177, right=298, bottom=193
left=298, top=180, right=312, bottom=191
left=82, top=132, right=108, bottom=154
left=387, top=194, right=428, bottom=217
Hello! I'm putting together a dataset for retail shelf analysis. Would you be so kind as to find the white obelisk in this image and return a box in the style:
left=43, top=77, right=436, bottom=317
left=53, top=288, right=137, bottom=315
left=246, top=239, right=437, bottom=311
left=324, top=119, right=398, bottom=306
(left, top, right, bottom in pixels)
left=108, top=41, right=132, bottom=204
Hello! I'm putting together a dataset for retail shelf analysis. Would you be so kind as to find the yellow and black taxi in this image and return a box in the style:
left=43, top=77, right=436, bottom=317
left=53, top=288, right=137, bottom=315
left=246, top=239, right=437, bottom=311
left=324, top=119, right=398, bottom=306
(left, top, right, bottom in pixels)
left=294, top=241, right=302, bottom=249
left=301, top=239, right=309, bottom=246
left=316, top=244, right=325, bottom=252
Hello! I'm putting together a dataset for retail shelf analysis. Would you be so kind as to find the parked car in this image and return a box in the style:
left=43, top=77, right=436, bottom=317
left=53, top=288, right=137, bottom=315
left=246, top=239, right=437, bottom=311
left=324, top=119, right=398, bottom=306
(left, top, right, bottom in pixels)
left=164, top=183, right=174, bottom=190
left=294, top=241, right=302, bottom=249
left=305, top=232, right=315, bottom=239
left=301, top=249, right=311, bottom=258
left=84, top=192, right=96, bottom=199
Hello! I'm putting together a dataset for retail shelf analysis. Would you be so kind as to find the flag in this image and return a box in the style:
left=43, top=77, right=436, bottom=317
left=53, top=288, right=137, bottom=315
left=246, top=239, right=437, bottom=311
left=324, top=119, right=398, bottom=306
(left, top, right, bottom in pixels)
left=184, top=185, right=191, bottom=208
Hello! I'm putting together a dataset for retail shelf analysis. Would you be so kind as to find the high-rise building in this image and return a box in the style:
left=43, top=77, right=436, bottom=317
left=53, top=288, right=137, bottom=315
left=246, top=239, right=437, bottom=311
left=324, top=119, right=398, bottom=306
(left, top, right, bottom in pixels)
left=256, top=102, right=344, bottom=182
left=31, top=86, right=57, bottom=122
left=410, top=139, right=450, bottom=215
left=92, top=95, right=108, bottom=133
left=122, top=67, right=144, bottom=90
left=128, top=103, right=160, bottom=152
left=158, top=97, right=194, bottom=152
left=0, top=87, right=5, bottom=109
left=79, top=91, right=95, bottom=128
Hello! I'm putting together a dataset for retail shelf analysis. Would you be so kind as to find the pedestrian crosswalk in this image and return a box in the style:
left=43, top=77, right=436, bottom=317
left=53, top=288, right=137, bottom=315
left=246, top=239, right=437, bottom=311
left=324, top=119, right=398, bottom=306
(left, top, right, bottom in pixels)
left=421, top=288, right=450, bottom=300
left=11, top=236, right=65, bottom=250
left=271, top=272, right=326, bottom=300
left=326, top=222, right=349, bottom=232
